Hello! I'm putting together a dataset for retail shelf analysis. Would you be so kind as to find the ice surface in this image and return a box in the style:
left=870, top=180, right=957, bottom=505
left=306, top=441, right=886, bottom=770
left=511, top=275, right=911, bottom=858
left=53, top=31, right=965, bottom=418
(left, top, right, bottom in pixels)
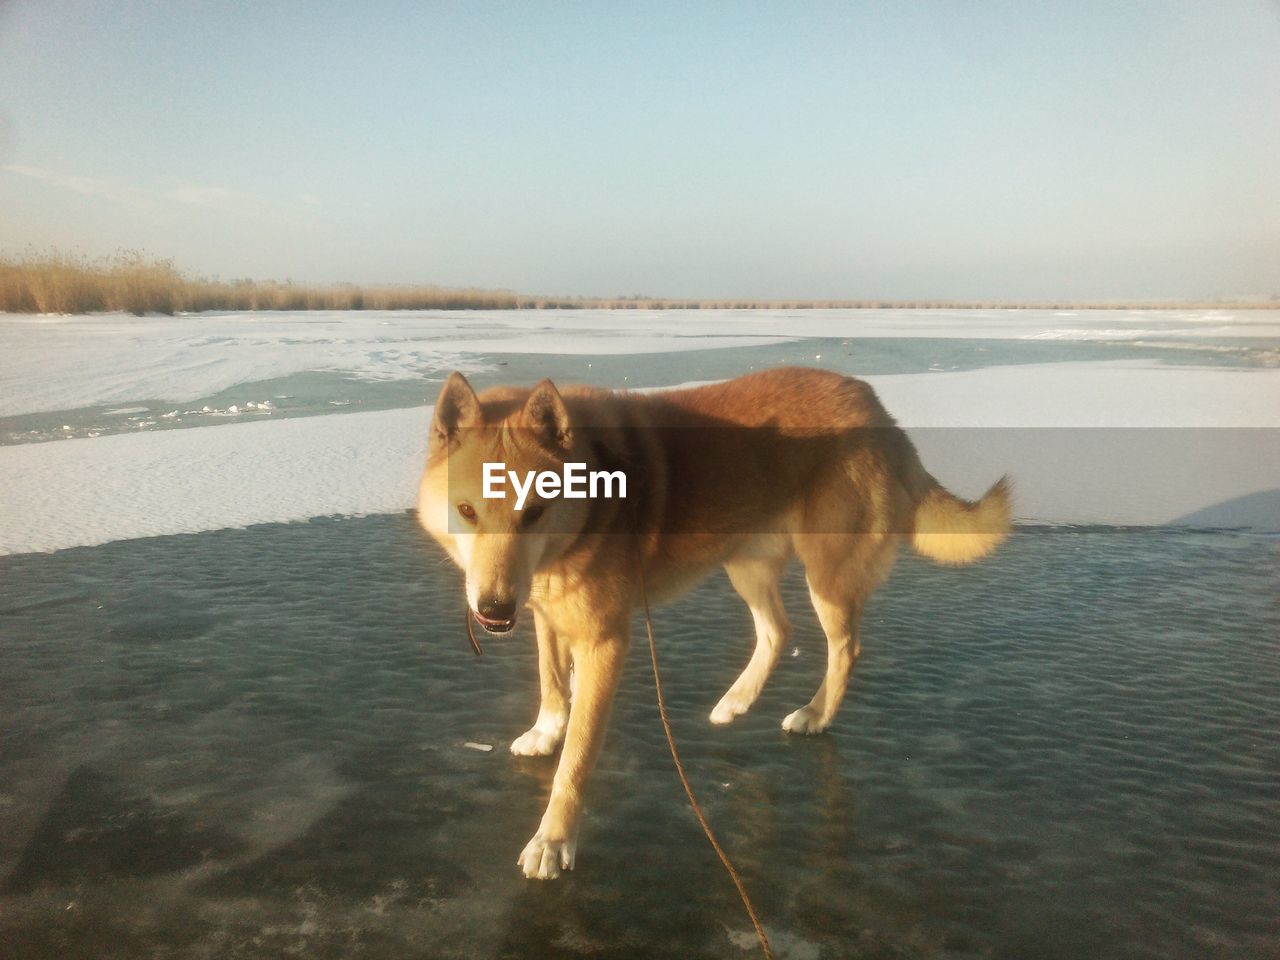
left=1, top=515, right=1276, bottom=958
left=0, top=310, right=789, bottom=417
left=3, top=310, right=1278, bottom=957
left=1, top=310, right=1277, bottom=555
left=2, top=308, right=1276, bottom=416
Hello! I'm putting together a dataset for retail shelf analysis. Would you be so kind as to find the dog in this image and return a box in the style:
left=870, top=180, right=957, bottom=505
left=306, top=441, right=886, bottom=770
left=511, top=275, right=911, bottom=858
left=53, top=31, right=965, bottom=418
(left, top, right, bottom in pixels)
left=417, top=366, right=1010, bottom=879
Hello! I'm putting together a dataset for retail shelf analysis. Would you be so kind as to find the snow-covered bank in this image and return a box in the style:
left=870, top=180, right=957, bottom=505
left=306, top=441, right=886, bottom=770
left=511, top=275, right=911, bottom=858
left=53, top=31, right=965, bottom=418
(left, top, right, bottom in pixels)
left=0, top=407, right=431, bottom=555
left=2, top=360, right=1276, bottom=556
left=3, top=308, right=1276, bottom=417
left=874, top=360, right=1280, bottom=530
left=875, top=359, right=1280, bottom=428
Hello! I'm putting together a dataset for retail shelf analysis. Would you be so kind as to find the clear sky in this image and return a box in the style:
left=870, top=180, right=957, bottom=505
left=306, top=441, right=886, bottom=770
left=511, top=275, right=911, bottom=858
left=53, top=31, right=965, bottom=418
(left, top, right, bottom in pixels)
left=1, top=0, right=1277, bottom=301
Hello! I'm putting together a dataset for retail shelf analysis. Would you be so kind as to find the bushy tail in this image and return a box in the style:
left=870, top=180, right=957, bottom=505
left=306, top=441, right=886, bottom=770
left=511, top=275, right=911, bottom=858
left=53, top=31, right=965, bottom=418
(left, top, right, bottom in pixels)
left=911, top=476, right=1012, bottom=566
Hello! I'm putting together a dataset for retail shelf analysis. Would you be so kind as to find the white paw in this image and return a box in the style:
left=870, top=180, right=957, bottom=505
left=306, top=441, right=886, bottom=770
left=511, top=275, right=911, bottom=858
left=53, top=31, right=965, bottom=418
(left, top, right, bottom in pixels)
left=782, top=705, right=829, bottom=735
left=709, top=693, right=749, bottom=725
left=510, top=727, right=563, bottom=756
left=518, top=833, right=576, bottom=879
left=510, top=711, right=567, bottom=756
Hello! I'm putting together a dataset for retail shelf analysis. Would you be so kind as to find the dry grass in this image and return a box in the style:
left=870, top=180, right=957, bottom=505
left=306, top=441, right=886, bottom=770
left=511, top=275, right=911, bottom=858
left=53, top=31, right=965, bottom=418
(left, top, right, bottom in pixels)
left=0, top=249, right=1272, bottom=315
left=0, top=249, right=521, bottom=315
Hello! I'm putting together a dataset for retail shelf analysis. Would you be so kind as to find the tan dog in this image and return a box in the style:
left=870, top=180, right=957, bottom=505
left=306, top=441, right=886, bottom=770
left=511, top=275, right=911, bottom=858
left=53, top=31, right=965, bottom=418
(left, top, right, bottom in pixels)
left=417, top=367, right=1010, bottom=879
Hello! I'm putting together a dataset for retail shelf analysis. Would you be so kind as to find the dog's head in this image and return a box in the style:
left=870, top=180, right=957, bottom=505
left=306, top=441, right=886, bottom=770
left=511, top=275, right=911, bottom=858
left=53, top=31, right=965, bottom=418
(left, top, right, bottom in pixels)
left=417, top=372, right=592, bottom=635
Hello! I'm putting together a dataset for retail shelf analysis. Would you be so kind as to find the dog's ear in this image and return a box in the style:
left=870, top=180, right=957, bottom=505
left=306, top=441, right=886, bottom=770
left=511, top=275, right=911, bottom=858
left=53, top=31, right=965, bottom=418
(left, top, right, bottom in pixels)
left=432, top=372, right=481, bottom=446
left=521, top=379, right=572, bottom=453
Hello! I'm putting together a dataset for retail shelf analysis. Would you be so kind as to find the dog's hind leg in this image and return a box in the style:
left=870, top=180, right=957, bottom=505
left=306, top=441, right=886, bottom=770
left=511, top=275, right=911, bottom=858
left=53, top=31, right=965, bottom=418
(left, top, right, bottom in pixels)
left=710, top=557, right=790, bottom=725
left=511, top=610, right=572, bottom=756
left=784, top=534, right=896, bottom=735
left=783, top=586, right=862, bottom=735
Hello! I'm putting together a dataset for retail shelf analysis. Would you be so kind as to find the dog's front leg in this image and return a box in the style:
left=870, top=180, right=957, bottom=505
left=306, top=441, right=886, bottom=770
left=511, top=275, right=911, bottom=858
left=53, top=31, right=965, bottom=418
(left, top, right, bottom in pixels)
left=511, top=610, right=572, bottom=757
left=518, top=631, right=628, bottom=879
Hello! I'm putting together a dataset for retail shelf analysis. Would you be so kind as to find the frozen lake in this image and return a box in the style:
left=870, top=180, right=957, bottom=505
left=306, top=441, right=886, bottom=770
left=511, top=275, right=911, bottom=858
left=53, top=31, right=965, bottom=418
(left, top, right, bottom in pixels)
left=1, top=309, right=1278, bottom=958
left=1, top=516, right=1275, bottom=959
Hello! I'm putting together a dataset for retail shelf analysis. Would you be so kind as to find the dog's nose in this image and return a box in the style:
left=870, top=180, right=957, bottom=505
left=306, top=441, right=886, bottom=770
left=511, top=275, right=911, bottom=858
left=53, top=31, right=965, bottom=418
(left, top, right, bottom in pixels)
left=478, top=597, right=517, bottom=622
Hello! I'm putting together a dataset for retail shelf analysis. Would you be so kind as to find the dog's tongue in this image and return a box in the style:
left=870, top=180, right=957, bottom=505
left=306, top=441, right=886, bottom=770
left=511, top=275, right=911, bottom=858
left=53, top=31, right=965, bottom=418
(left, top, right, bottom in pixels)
left=478, top=615, right=515, bottom=633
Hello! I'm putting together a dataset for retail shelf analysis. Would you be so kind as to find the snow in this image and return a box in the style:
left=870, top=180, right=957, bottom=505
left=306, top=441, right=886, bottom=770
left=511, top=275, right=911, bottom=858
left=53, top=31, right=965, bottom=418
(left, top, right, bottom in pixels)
left=3, top=308, right=1277, bottom=416
left=871, top=361, right=1280, bottom=529
left=0, top=311, right=787, bottom=416
left=0, top=406, right=430, bottom=555
left=874, top=359, right=1279, bottom=428
left=2, top=351, right=1276, bottom=555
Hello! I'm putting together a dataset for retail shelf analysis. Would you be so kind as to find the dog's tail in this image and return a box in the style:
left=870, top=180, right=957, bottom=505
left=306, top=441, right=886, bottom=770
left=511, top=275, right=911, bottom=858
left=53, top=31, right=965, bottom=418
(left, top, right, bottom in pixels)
left=910, top=474, right=1012, bottom=566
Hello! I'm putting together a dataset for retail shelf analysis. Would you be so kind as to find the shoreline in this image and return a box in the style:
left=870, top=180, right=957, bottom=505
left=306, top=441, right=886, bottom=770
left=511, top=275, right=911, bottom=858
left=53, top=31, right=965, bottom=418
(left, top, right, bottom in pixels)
left=4, top=301, right=1278, bottom=317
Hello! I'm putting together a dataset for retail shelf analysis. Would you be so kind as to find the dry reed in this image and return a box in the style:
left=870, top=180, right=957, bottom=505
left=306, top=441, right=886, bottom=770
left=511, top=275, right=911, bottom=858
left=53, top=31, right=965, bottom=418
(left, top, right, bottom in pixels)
left=0, top=249, right=521, bottom=315
left=1, top=249, right=1271, bottom=315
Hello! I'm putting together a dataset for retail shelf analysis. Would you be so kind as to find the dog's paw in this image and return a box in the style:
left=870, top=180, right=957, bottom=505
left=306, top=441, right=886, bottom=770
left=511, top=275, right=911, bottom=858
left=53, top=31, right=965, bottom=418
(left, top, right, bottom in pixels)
left=518, top=833, right=576, bottom=880
left=510, top=727, right=563, bottom=756
left=709, top=693, right=749, bottom=725
left=510, top=713, right=567, bottom=757
left=782, top=705, right=829, bottom=735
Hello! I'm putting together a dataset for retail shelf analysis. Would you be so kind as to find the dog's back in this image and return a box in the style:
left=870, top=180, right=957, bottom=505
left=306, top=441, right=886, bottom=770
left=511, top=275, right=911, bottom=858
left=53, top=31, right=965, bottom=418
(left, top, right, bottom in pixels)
left=599, top=367, right=1009, bottom=565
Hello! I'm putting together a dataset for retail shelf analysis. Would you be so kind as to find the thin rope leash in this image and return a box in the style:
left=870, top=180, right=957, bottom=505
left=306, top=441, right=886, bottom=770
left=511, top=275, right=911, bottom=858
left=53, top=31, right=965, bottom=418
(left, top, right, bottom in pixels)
left=638, top=566, right=776, bottom=960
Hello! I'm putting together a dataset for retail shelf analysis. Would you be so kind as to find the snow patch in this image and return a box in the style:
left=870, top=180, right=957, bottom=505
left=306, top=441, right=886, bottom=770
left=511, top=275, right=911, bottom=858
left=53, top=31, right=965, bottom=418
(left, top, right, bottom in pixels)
left=3, top=308, right=1276, bottom=417
left=2, top=360, right=1276, bottom=556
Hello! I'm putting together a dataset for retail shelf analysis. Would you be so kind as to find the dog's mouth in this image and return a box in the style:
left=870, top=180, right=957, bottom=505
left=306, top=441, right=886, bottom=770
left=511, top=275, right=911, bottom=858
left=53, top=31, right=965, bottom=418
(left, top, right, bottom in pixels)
left=471, top=610, right=517, bottom=634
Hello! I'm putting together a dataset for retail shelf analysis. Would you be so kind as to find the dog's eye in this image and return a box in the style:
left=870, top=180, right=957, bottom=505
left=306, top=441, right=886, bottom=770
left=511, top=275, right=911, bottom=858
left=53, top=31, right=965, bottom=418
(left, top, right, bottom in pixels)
left=457, top=502, right=477, bottom=524
left=521, top=503, right=545, bottom=528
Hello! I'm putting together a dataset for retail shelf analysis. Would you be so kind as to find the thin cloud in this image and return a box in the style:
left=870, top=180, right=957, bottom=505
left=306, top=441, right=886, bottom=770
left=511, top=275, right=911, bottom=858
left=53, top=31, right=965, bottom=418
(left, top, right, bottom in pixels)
left=165, top=181, right=280, bottom=216
left=2, top=163, right=149, bottom=206
left=2, top=163, right=284, bottom=218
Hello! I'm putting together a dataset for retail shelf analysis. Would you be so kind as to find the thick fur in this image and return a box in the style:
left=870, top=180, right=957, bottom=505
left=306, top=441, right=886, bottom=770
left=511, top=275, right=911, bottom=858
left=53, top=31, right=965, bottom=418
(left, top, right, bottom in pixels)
left=417, top=367, right=1010, bottom=879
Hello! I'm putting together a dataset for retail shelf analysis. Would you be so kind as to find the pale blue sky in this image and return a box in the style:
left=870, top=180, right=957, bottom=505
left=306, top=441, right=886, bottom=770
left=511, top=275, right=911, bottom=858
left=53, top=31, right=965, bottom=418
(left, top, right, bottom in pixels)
left=1, top=1, right=1277, bottom=300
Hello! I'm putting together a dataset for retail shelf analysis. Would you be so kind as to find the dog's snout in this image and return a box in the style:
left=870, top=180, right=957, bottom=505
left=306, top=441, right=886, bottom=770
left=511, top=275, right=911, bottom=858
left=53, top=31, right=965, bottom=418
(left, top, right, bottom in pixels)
left=478, top=596, right=517, bottom=622
left=474, top=595, right=518, bottom=635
